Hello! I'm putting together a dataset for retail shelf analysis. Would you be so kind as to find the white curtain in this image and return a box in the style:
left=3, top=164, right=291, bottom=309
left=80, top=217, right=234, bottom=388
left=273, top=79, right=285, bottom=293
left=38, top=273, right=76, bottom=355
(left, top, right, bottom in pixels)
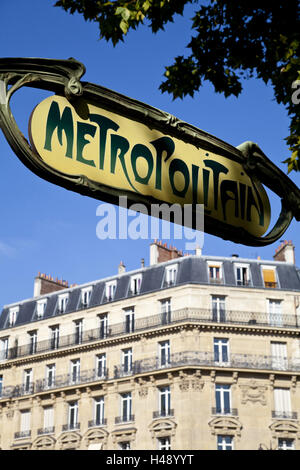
left=20, top=410, right=31, bottom=432
left=274, top=388, right=291, bottom=413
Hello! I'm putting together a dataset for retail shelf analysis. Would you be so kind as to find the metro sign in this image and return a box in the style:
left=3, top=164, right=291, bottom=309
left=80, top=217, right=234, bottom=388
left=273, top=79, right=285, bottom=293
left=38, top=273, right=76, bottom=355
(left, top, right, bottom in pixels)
left=0, top=58, right=299, bottom=246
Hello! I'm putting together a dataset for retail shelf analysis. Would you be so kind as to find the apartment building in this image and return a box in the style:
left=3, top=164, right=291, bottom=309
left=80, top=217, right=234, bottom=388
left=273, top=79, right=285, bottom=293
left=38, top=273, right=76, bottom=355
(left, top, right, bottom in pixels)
left=0, top=240, right=299, bottom=450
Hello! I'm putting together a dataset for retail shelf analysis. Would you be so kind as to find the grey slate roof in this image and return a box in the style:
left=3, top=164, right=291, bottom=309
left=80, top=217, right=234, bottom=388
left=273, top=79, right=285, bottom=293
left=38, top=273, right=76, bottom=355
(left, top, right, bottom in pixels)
left=1, top=255, right=300, bottom=330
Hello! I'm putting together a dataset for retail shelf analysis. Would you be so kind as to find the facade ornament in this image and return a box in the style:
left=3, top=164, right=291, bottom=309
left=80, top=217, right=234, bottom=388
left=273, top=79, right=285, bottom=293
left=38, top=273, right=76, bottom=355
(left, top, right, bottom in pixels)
left=240, top=380, right=267, bottom=405
left=208, top=416, right=243, bottom=438
left=269, top=374, right=275, bottom=390
left=138, top=378, right=148, bottom=398
left=291, top=376, right=297, bottom=393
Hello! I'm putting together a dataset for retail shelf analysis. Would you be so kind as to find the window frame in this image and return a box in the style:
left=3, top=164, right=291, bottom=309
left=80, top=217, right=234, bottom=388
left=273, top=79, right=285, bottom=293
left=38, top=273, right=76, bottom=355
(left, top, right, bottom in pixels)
left=130, top=274, right=142, bottom=295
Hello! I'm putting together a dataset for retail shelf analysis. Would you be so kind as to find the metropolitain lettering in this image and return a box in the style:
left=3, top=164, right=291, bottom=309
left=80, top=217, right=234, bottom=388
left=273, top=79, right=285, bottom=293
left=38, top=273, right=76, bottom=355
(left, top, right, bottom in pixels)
left=43, top=100, right=265, bottom=227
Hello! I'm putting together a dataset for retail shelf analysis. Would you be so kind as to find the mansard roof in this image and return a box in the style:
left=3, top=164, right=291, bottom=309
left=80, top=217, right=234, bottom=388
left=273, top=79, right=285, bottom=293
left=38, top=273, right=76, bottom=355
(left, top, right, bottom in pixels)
left=0, top=254, right=299, bottom=330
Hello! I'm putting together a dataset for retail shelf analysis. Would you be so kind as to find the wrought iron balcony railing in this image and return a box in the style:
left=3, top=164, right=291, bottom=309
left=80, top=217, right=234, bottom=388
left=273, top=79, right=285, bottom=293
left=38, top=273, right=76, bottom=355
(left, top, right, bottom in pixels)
left=37, top=427, right=55, bottom=435
left=115, top=415, right=134, bottom=424
left=2, top=308, right=299, bottom=362
left=153, top=409, right=174, bottom=419
left=14, top=431, right=31, bottom=439
left=271, top=411, right=298, bottom=420
left=62, top=422, right=80, bottom=432
left=212, top=407, right=238, bottom=416
left=2, top=351, right=300, bottom=400
left=88, top=419, right=107, bottom=428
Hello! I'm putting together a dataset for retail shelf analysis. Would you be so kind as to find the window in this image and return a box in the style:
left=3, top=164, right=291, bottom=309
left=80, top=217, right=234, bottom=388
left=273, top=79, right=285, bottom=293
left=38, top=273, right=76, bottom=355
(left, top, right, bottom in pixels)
left=94, top=397, right=105, bottom=425
left=271, top=342, right=287, bottom=370
left=217, top=435, right=233, bottom=450
left=158, top=437, right=171, bottom=450
left=235, top=264, right=250, bottom=286
left=8, top=307, right=19, bottom=327
left=119, top=441, right=131, bottom=450
left=36, top=299, right=47, bottom=318
left=124, top=308, right=135, bottom=333
left=212, top=296, right=226, bottom=322
left=214, top=338, right=229, bottom=365
left=23, top=369, right=33, bottom=394
left=278, top=439, right=295, bottom=450
left=28, top=331, right=37, bottom=354
left=43, top=406, right=54, bottom=432
left=50, top=325, right=59, bottom=350
left=159, top=340, right=170, bottom=367
left=58, top=294, right=69, bottom=313
left=161, top=299, right=171, bottom=325
left=208, top=262, right=222, bottom=283
left=274, top=388, right=292, bottom=419
left=121, top=392, right=132, bottom=422
left=105, top=281, right=116, bottom=302
left=99, top=313, right=108, bottom=339
left=122, top=348, right=133, bottom=375
left=268, top=299, right=282, bottom=327
left=130, top=274, right=142, bottom=295
left=0, top=337, right=8, bottom=360
left=165, top=265, right=178, bottom=286
left=20, top=410, right=31, bottom=437
left=68, top=401, right=79, bottom=429
left=96, top=353, right=106, bottom=378
left=46, top=364, right=56, bottom=388
left=81, top=287, right=92, bottom=307
left=70, top=359, right=80, bottom=384
left=74, top=319, right=83, bottom=345
left=159, top=386, right=171, bottom=417
left=215, top=384, right=231, bottom=415
left=0, top=375, right=3, bottom=397
left=262, top=266, right=277, bottom=288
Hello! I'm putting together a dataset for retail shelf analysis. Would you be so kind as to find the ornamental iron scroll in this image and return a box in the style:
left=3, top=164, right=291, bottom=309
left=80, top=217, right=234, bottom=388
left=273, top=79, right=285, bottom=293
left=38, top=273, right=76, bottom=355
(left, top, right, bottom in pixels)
left=0, top=57, right=299, bottom=247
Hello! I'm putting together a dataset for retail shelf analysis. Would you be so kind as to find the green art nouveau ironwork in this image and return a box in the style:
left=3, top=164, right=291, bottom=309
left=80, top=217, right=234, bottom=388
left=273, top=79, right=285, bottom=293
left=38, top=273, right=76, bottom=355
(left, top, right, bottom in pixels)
left=0, top=57, right=299, bottom=246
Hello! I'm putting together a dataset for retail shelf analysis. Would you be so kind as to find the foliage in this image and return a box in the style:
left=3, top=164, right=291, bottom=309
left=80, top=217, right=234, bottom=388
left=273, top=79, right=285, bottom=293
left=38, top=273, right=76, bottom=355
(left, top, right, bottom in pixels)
left=55, top=0, right=300, bottom=172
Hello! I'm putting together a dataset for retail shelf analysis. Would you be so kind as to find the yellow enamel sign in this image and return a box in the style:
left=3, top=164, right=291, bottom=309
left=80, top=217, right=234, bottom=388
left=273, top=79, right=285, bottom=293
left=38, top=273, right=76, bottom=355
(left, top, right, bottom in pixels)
left=29, top=95, right=271, bottom=237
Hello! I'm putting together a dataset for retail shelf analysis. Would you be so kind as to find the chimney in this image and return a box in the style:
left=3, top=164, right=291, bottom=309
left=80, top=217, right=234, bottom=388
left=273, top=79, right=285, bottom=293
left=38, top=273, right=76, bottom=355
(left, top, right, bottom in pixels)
left=195, top=246, right=202, bottom=256
left=141, top=258, right=145, bottom=268
left=150, top=240, right=184, bottom=265
left=34, top=272, right=69, bottom=297
left=273, top=240, right=295, bottom=264
left=118, top=261, right=126, bottom=274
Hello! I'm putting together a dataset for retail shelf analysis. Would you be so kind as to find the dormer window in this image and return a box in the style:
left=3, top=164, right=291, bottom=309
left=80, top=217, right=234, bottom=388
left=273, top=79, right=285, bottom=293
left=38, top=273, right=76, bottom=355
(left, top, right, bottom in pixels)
left=235, top=264, right=250, bottom=286
left=105, top=281, right=116, bottom=302
left=208, top=262, right=223, bottom=284
left=36, top=299, right=47, bottom=319
left=8, top=307, right=19, bottom=327
left=165, top=265, right=178, bottom=286
left=130, top=275, right=142, bottom=295
left=262, top=266, right=278, bottom=288
left=81, top=287, right=92, bottom=307
left=58, top=293, right=69, bottom=313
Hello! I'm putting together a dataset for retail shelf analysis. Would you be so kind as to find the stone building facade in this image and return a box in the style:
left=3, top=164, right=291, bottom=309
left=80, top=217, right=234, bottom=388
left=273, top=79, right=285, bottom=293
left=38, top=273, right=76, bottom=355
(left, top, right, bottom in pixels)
left=0, top=240, right=299, bottom=450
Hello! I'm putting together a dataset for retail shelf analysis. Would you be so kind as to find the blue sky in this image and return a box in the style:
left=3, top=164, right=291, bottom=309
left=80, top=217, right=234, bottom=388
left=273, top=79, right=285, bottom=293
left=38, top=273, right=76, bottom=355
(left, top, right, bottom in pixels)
left=0, top=0, right=299, bottom=307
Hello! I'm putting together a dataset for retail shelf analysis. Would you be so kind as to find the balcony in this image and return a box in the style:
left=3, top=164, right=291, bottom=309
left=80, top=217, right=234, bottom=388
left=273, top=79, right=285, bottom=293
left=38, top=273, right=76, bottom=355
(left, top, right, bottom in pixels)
left=88, top=419, right=107, bottom=428
left=2, top=351, right=300, bottom=400
left=62, top=422, right=80, bottom=432
left=212, top=407, right=238, bottom=416
left=272, top=411, right=298, bottom=420
left=115, top=415, right=134, bottom=424
left=264, top=282, right=277, bottom=289
left=14, top=431, right=31, bottom=439
left=37, top=427, right=55, bottom=435
left=3, top=308, right=300, bottom=362
left=153, top=409, right=174, bottom=419
left=209, top=277, right=223, bottom=285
